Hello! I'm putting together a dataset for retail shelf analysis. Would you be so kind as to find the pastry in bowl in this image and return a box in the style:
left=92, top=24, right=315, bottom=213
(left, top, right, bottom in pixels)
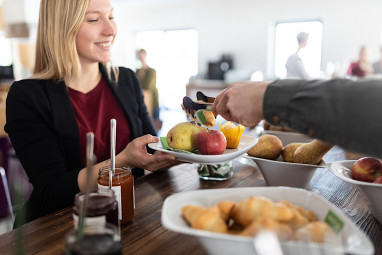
left=181, top=196, right=339, bottom=244
left=162, top=187, right=375, bottom=255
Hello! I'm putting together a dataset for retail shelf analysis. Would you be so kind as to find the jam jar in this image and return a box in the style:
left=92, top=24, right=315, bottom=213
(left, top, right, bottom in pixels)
left=72, top=188, right=118, bottom=228
left=98, top=165, right=134, bottom=224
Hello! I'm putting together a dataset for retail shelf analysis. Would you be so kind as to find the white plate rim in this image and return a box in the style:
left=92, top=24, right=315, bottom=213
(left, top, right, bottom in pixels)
left=327, top=160, right=382, bottom=187
left=243, top=154, right=326, bottom=168
left=148, top=135, right=257, bottom=164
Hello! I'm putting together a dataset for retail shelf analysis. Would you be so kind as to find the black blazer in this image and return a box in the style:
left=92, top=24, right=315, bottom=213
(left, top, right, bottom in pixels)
left=5, top=65, right=156, bottom=224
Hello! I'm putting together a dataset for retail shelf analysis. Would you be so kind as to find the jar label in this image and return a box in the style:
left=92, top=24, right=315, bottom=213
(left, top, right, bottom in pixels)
left=98, top=184, right=122, bottom=220
left=72, top=213, right=106, bottom=227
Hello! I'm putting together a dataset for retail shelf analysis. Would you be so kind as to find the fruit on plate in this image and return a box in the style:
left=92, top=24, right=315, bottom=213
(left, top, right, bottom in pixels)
left=219, top=121, right=245, bottom=149
left=166, top=122, right=206, bottom=152
left=351, top=157, right=382, bottom=183
left=282, top=143, right=303, bottom=162
left=196, top=129, right=227, bottom=155
left=247, top=135, right=283, bottom=160
left=293, top=140, right=333, bottom=165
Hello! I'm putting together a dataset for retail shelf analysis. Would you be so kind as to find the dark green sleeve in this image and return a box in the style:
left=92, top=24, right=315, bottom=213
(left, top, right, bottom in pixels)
left=263, top=78, right=382, bottom=157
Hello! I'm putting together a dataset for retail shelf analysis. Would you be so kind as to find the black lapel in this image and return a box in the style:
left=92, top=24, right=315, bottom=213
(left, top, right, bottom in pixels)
left=47, top=79, right=81, bottom=169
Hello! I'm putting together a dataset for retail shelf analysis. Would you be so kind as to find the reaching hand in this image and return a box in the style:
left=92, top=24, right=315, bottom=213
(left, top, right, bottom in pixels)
left=213, top=81, right=271, bottom=127
left=118, top=134, right=176, bottom=171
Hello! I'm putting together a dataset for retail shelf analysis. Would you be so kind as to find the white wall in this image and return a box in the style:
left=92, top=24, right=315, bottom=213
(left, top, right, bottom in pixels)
left=112, top=0, right=382, bottom=79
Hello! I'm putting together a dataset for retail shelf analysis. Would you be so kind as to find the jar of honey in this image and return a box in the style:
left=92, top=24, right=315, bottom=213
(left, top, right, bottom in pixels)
left=98, top=165, right=134, bottom=224
left=72, top=188, right=118, bottom=228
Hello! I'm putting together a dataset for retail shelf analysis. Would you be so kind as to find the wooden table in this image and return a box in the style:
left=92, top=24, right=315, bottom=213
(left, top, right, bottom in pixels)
left=0, top=147, right=381, bottom=255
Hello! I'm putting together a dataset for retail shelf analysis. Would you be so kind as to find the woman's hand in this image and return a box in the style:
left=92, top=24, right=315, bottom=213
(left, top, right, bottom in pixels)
left=117, top=134, right=177, bottom=171
left=213, top=81, right=271, bottom=127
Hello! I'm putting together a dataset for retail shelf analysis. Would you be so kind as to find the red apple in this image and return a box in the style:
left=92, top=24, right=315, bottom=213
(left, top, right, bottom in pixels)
left=196, top=129, right=227, bottom=155
left=351, top=157, right=382, bottom=182
left=374, top=176, right=382, bottom=184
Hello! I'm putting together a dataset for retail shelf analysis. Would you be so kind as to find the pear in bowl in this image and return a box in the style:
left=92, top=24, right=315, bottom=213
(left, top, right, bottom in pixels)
left=262, top=130, right=314, bottom=146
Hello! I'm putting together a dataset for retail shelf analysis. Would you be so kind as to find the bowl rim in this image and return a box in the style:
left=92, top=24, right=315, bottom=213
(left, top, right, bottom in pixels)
left=327, top=160, right=382, bottom=188
left=244, top=154, right=326, bottom=168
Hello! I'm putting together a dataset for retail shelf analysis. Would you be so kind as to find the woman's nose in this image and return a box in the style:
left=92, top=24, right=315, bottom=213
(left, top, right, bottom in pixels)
left=103, top=20, right=117, bottom=37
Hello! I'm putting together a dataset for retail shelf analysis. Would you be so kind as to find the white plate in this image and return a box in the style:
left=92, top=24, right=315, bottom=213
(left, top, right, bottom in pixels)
left=327, top=160, right=382, bottom=224
left=262, top=130, right=314, bottom=145
left=244, top=155, right=326, bottom=188
left=161, top=187, right=374, bottom=255
left=148, top=135, right=257, bottom=164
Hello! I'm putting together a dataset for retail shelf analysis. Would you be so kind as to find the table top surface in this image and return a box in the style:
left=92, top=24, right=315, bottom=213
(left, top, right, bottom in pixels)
left=0, top=146, right=381, bottom=255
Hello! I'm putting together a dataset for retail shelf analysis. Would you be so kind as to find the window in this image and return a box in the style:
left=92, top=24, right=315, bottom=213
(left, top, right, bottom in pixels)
left=0, top=31, right=12, bottom=66
left=274, top=20, right=323, bottom=78
left=135, top=29, right=198, bottom=110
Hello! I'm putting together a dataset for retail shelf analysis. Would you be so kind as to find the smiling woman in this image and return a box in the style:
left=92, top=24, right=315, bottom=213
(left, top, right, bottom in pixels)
left=5, top=0, right=177, bottom=226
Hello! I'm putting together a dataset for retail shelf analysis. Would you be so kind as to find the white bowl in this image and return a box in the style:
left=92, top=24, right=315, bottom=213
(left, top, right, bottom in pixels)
left=244, top=155, right=326, bottom=188
left=262, top=130, right=314, bottom=146
left=161, top=187, right=374, bottom=255
left=327, top=160, right=382, bottom=224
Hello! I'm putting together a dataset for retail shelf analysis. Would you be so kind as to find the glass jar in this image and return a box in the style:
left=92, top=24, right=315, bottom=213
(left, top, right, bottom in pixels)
left=64, top=223, right=121, bottom=255
left=197, top=160, right=233, bottom=181
left=98, top=165, right=134, bottom=224
left=72, top=189, right=118, bottom=228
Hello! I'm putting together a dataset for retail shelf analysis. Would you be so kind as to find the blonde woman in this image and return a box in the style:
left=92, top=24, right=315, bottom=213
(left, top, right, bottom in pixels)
left=5, top=0, right=176, bottom=225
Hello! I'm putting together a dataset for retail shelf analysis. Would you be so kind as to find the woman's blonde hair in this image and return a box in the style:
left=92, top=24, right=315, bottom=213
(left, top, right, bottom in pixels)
left=33, top=0, right=118, bottom=82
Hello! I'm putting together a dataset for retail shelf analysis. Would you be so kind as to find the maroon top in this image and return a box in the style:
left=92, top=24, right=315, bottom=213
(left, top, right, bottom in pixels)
left=347, top=62, right=366, bottom=77
left=68, top=77, right=131, bottom=166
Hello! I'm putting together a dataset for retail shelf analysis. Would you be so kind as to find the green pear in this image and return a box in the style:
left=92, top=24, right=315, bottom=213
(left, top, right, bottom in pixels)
left=247, top=135, right=283, bottom=160
left=166, top=122, right=206, bottom=152
left=293, top=140, right=333, bottom=165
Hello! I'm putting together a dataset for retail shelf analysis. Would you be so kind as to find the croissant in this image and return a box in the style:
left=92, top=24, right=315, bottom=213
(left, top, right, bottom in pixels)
left=181, top=204, right=207, bottom=225
left=240, top=217, right=293, bottom=241
left=216, top=200, right=235, bottom=222
left=182, top=205, right=228, bottom=233
left=294, top=222, right=336, bottom=243
left=269, top=202, right=295, bottom=222
left=279, top=200, right=317, bottom=222
left=232, top=197, right=294, bottom=226
left=232, top=196, right=273, bottom=226
left=287, top=209, right=310, bottom=230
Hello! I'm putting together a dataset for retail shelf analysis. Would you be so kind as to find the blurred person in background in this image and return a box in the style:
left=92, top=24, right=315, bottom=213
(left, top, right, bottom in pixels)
left=285, top=32, right=310, bottom=79
left=347, top=46, right=374, bottom=77
left=136, top=49, right=160, bottom=122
